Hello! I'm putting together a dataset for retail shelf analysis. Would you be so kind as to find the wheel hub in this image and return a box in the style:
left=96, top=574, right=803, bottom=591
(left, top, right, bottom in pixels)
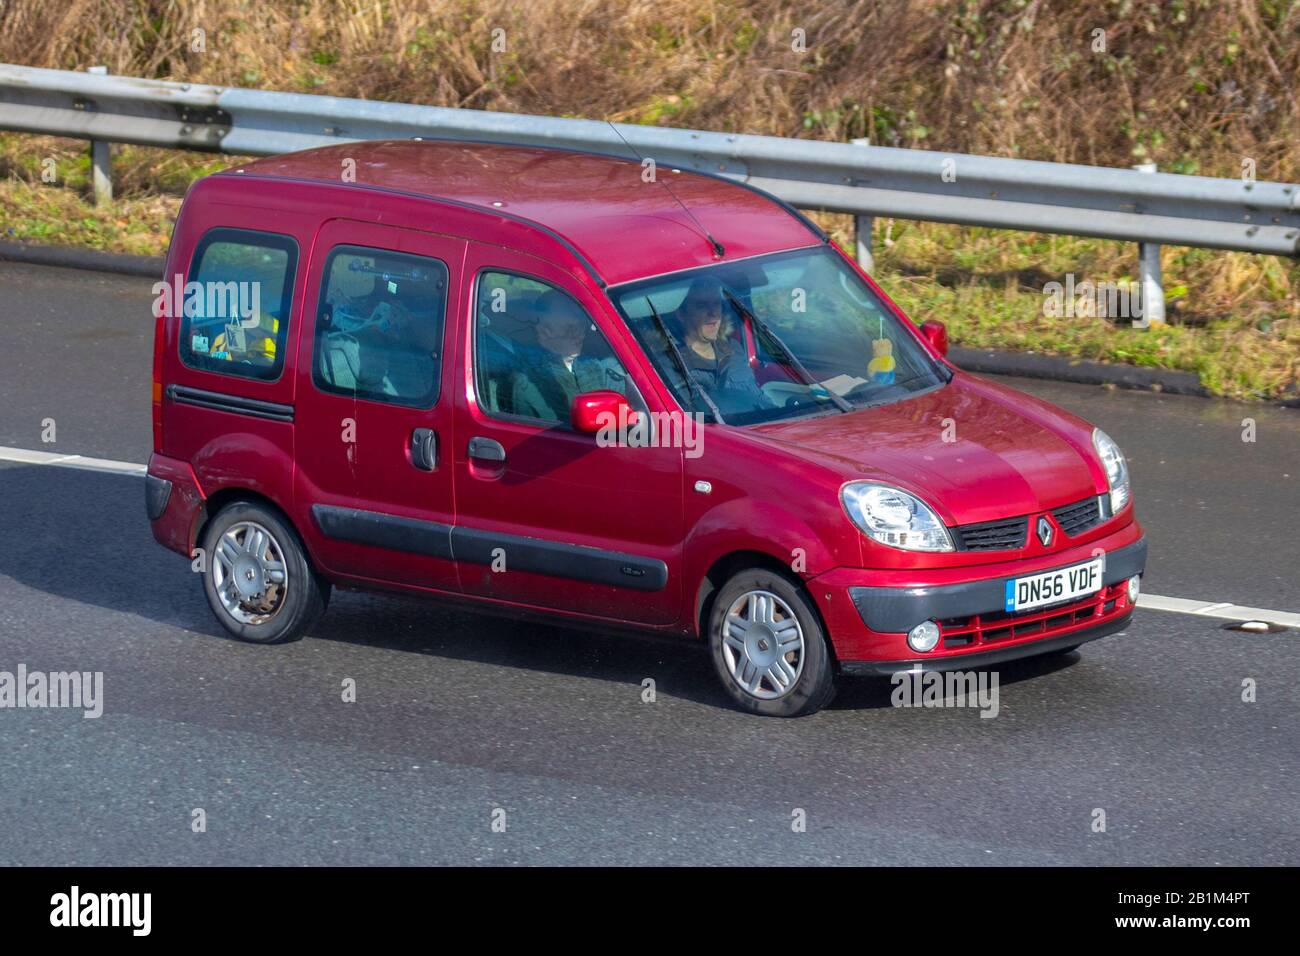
left=211, top=520, right=288, bottom=626
left=232, top=556, right=265, bottom=599
left=747, top=626, right=778, bottom=666
left=721, top=588, right=806, bottom=701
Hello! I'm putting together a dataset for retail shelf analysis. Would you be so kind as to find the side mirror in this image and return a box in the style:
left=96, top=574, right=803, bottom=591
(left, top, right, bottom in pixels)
left=572, top=390, right=634, bottom=435
left=920, top=320, right=949, bottom=357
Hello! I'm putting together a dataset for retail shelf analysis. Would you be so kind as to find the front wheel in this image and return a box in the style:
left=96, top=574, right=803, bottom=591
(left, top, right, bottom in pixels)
left=199, top=501, right=328, bottom=644
left=707, top=568, right=836, bottom=717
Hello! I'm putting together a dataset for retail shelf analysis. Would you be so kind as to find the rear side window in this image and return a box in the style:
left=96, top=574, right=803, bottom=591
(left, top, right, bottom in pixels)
left=312, top=246, right=448, bottom=408
left=179, top=228, right=298, bottom=381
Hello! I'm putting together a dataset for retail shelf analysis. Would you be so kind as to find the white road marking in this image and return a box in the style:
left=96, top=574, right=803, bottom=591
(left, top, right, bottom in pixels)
left=0, top=444, right=1295, bottom=627
left=1136, top=594, right=1300, bottom=628
left=0, top=444, right=146, bottom=476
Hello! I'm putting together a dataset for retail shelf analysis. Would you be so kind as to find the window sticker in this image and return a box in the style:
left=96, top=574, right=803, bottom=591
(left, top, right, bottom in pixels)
left=191, top=333, right=210, bottom=353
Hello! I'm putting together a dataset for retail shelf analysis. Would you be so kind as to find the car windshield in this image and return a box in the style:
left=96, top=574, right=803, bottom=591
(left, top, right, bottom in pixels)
left=608, top=246, right=947, bottom=425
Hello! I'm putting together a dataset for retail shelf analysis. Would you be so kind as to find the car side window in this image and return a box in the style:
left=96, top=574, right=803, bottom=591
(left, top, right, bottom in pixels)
left=312, top=246, right=448, bottom=408
left=474, top=270, right=636, bottom=426
left=179, top=228, right=298, bottom=382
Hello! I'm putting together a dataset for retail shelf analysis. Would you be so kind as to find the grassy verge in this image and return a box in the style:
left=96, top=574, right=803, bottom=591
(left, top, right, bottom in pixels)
left=848, top=216, right=1300, bottom=402
left=3, top=134, right=1297, bottom=402
left=0, top=134, right=239, bottom=256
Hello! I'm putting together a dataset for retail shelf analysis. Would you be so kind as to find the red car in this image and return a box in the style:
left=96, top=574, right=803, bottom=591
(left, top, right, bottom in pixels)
left=146, top=140, right=1145, bottom=717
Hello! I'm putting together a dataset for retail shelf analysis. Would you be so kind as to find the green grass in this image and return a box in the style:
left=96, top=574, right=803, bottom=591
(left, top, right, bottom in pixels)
left=823, top=215, right=1300, bottom=402
left=0, top=134, right=241, bottom=257
left=3, top=134, right=1297, bottom=402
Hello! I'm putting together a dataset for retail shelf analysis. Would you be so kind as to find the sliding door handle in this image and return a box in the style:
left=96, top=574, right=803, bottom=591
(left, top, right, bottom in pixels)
left=410, top=428, right=438, bottom=471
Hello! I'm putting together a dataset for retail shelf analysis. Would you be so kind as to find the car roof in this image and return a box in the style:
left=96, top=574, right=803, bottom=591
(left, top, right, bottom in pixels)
left=223, top=140, right=824, bottom=286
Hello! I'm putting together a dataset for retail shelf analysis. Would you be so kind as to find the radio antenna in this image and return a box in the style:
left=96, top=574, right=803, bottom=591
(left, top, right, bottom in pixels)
left=605, top=120, right=725, bottom=258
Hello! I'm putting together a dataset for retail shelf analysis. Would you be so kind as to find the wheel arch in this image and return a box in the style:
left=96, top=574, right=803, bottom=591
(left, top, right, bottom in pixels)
left=193, top=487, right=319, bottom=574
left=693, top=550, right=837, bottom=663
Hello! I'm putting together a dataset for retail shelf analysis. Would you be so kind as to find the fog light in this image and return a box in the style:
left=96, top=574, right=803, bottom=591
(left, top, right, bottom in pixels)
left=907, top=620, right=941, bottom=653
left=1127, top=575, right=1141, bottom=603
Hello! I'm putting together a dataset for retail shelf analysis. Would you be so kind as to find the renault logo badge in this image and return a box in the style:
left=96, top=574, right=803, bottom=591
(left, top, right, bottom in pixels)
left=1036, top=516, right=1054, bottom=547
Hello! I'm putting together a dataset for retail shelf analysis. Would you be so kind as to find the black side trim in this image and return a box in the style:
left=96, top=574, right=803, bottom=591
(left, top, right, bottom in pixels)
left=450, top=526, right=668, bottom=592
left=166, top=384, right=295, bottom=423
left=312, top=504, right=453, bottom=559
left=144, top=474, right=173, bottom=521
left=839, top=610, right=1134, bottom=676
left=311, top=504, right=669, bottom=591
left=849, top=536, right=1147, bottom=633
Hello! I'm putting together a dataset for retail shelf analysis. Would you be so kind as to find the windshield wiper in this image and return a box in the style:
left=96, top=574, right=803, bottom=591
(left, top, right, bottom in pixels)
left=721, top=289, right=852, bottom=414
left=644, top=296, right=726, bottom=425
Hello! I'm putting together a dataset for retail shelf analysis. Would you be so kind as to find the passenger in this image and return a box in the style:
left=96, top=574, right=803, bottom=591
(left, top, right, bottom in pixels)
left=676, top=276, right=771, bottom=412
left=511, top=291, right=626, bottom=423
left=477, top=308, right=524, bottom=414
left=354, top=299, right=436, bottom=400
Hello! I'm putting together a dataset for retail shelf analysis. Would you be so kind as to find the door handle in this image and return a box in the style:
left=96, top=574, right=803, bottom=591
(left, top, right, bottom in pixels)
left=467, top=436, right=506, bottom=463
left=410, top=428, right=438, bottom=471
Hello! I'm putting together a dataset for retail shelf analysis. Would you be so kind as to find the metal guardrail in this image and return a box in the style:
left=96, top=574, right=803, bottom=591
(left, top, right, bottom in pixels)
left=2, top=63, right=1298, bottom=310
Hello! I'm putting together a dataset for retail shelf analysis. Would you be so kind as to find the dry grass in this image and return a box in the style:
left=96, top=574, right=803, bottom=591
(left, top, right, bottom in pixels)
left=2, top=0, right=1298, bottom=177
left=1, top=1, right=1298, bottom=398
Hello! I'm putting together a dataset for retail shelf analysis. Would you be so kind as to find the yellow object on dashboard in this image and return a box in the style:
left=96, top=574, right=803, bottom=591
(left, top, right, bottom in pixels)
left=211, top=316, right=279, bottom=363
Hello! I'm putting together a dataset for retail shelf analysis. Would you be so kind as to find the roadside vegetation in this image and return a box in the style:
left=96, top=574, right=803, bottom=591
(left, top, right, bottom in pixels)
left=1, top=0, right=1297, bottom=400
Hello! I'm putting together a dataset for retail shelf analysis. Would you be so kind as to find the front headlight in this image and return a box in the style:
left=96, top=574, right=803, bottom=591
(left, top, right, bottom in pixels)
left=841, top=482, right=954, bottom=552
left=1092, top=428, right=1130, bottom=513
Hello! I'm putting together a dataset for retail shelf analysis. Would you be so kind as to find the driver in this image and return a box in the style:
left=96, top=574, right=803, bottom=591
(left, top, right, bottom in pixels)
left=677, top=276, right=771, bottom=412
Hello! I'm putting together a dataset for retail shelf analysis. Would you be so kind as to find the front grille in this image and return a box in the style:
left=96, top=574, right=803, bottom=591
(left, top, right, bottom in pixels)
left=1052, top=496, right=1103, bottom=537
left=938, top=581, right=1127, bottom=648
left=955, top=515, right=1028, bottom=551
left=955, top=496, right=1104, bottom=551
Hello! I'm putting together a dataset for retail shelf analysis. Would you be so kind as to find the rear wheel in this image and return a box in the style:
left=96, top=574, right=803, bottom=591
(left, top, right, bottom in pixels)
left=200, top=501, right=328, bottom=644
left=707, top=568, right=836, bottom=717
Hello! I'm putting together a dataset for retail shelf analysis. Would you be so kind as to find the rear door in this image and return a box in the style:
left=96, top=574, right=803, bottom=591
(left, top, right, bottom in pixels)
left=293, top=219, right=466, bottom=593
left=163, top=221, right=305, bottom=512
left=451, top=243, right=684, bottom=625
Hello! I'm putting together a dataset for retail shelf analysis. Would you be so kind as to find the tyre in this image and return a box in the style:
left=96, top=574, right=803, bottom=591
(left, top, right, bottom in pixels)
left=707, top=567, right=836, bottom=717
left=200, top=501, right=328, bottom=644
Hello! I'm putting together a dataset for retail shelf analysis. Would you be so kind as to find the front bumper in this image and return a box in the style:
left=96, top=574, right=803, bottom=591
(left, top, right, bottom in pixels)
left=839, top=610, right=1133, bottom=676
left=849, top=536, right=1146, bottom=633
left=809, top=526, right=1146, bottom=673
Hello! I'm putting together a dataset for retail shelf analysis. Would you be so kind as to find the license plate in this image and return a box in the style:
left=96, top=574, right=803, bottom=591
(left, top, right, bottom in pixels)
left=1005, top=558, right=1103, bottom=612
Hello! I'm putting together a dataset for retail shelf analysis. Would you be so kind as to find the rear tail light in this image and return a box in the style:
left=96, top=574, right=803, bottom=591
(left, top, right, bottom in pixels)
left=152, top=297, right=166, bottom=452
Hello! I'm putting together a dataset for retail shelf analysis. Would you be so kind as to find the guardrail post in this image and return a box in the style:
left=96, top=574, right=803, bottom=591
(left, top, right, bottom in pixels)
left=851, top=137, right=874, bottom=272
left=87, top=66, right=112, bottom=207
left=1133, top=163, right=1165, bottom=327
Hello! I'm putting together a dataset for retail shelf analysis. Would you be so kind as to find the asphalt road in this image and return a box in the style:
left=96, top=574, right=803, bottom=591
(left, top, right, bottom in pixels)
left=0, top=260, right=1297, bottom=865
